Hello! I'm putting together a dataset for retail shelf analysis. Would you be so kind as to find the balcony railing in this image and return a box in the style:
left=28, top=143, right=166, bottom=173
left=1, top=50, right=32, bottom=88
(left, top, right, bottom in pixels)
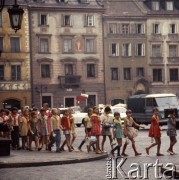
left=58, top=75, right=81, bottom=88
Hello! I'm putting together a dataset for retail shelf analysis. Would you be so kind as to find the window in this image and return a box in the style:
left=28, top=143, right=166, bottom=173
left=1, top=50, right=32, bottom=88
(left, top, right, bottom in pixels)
left=122, top=24, right=129, bottom=34
left=65, top=64, right=73, bottom=75
left=40, top=14, right=47, bottom=25
left=40, top=38, right=49, bottom=53
left=109, top=23, right=117, bottom=34
left=86, top=15, right=94, bottom=26
left=64, top=39, right=72, bottom=53
left=10, top=37, right=20, bottom=52
left=166, top=1, right=173, bottom=11
left=152, top=1, right=159, bottom=10
left=153, top=69, right=162, bottom=82
left=135, top=43, right=145, bottom=56
left=136, top=24, right=145, bottom=34
left=110, top=43, right=119, bottom=56
left=0, top=65, right=4, bottom=80
left=136, top=68, right=144, bottom=77
left=169, top=24, right=177, bottom=34
left=0, top=12, right=2, bottom=27
left=63, top=15, right=71, bottom=26
left=152, top=45, right=161, bottom=57
left=170, top=69, right=178, bottom=81
left=123, top=68, right=131, bottom=80
left=41, top=64, right=50, bottom=78
left=153, top=24, right=160, bottom=34
left=11, top=65, right=21, bottom=81
left=87, top=95, right=96, bottom=107
left=42, top=96, right=52, bottom=108
left=0, top=37, right=3, bottom=52
left=122, top=43, right=131, bottom=57
left=111, top=68, right=118, bottom=80
left=85, top=39, right=94, bottom=53
left=87, top=64, right=95, bottom=78
left=169, top=45, right=177, bottom=57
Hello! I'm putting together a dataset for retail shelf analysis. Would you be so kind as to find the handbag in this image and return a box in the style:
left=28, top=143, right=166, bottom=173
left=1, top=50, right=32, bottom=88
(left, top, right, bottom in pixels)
left=89, top=136, right=97, bottom=142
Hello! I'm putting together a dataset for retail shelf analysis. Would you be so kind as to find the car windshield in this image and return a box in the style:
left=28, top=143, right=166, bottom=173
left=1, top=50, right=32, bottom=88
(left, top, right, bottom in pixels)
left=155, top=97, right=178, bottom=107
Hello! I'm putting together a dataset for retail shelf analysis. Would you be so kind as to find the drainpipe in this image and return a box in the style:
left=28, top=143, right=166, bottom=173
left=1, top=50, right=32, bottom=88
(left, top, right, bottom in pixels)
left=25, top=0, right=34, bottom=107
left=102, top=15, right=107, bottom=105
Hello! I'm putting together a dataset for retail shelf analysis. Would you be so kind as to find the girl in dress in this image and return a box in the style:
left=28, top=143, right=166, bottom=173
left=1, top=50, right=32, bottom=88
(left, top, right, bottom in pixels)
left=122, top=109, right=144, bottom=156
left=61, top=110, right=73, bottom=152
left=88, top=107, right=101, bottom=154
left=166, top=109, right=177, bottom=155
left=19, top=109, right=29, bottom=150
left=145, top=107, right=164, bottom=156
left=101, top=106, right=113, bottom=153
left=111, top=112, right=123, bottom=157
left=38, top=108, right=48, bottom=150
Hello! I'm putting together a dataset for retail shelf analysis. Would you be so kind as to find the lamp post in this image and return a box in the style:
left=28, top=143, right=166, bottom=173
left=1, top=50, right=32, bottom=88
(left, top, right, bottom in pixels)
left=7, top=0, right=24, bottom=33
left=0, top=0, right=5, bottom=12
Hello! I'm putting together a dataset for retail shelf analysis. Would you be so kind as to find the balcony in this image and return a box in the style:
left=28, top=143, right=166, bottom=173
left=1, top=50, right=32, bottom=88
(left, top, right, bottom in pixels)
left=58, top=75, right=81, bottom=88
left=168, top=57, right=179, bottom=63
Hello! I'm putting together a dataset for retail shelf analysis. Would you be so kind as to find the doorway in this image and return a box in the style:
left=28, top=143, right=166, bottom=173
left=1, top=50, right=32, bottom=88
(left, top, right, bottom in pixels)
left=3, top=99, right=21, bottom=110
left=65, top=97, right=74, bottom=107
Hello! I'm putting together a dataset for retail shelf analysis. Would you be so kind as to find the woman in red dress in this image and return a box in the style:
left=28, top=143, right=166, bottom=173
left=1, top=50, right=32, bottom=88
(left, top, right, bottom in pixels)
left=146, top=107, right=164, bottom=156
left=88, top=107, right=101, bottom=154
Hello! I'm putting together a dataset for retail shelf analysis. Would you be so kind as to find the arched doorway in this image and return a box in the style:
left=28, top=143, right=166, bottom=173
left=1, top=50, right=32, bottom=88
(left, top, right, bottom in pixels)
left=3, top=99, right=21, bottom=110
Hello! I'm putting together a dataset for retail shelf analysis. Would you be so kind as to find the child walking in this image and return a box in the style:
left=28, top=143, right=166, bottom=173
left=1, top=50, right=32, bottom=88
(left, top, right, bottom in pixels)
left=111, top=112, right=123, bottom=157
left=145, top=107, right=164, bottom=156
left=166, top=109, right=177, bottom=155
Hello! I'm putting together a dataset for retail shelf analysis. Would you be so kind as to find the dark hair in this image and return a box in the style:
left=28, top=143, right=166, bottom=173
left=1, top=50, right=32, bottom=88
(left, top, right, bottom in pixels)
left=114, top=112, right=120, bottom=117
left=87, top=108, right=93, bottom=114
left=153, top=107, right=159, bottom=113
left=40, top=108, right=46, bottom=113
left=11, top=107, right=18, bottom=111
left=104, top=106, right=111, bottom=113
left=31, top=111, right=36, bottom=117
left=169, top=109, right=175, bottom=115
left=126, top=109, right=132, bottom=114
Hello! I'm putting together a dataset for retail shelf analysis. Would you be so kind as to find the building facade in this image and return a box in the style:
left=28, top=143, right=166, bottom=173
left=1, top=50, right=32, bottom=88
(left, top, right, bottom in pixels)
left=0, top=1, right=31, bottom=109
left=103, top=0, right=149, bottom=104
left=28, top=0, right=105, bottom=110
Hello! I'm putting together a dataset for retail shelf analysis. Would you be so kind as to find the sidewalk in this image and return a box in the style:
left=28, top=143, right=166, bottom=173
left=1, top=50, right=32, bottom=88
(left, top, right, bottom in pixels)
left=0, top=148, right=108, bottom=168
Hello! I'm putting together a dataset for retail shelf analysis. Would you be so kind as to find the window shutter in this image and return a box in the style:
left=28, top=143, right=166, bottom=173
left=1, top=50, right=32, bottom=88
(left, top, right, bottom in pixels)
left=70, top=15, right=73, bottom=26
left=116, top=43, right=119, bottom=56
left=109, top=44, right=112, bottom=56
left=142, top=44, right=145, bottom=56
left=92, top=16, right=95, bottom=26
left=135, top=44, right=138, bottom=56
left=142, top=24, right=145, bottom=34
left=122, top=44, right=124, bottom=56
left=129, top=44, right=131, bottom=56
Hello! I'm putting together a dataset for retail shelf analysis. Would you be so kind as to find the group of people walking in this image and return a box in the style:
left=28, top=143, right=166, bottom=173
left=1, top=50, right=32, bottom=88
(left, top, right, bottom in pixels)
left=0, top=104, right=177, bottom=157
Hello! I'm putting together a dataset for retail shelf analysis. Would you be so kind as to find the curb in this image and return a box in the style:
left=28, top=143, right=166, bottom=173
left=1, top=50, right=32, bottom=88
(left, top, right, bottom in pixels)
left=161, top=166, right=179, bottom=179
left=0, top=153, right=108, bottom=169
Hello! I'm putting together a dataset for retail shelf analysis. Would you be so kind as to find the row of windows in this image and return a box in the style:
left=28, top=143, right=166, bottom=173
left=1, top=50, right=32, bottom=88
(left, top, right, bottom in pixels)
left=111, top=67, right=179, bottom=82
left=0, top=64, right=97, bottom=80
left=0, top=65, right=21, bottom=81
left=109, top=23, right=178, bottom=35
left=110, top=43, right=179, bottom=57
left=0, top=37, right=20, bottom=53
left=150, top=1, right=175, bottom=11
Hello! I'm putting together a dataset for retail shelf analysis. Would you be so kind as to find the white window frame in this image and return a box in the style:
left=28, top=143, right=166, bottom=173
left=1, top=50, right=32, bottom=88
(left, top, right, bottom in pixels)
left=136, top=23, right=145, bottom=34
left=169, top=45, right=178, bottom=57
left=40, top=14, right=48, bottom=26
left=169, top=24, right=177, bottom=34
left=63, top=39, right=72, bottom=53
left=152, top=1, right=160, bottom=11
left=152, top=44, right=161, bottom=57
left=109, top=23, right=117, bottom=34
left=86, top=15, right=94, bottom=26
left=39, top=38, right=49, bottom=53
left=63, top=15, right=72, bottom=26
left=110, top=43, right=119, bottom=56
left=122, top=43, right=131, bottom=57
left=135, top=43, right=145, bottom=56
left=153, top=23, right=160, bottom=34
left=166, top=1, right=173, bottom=11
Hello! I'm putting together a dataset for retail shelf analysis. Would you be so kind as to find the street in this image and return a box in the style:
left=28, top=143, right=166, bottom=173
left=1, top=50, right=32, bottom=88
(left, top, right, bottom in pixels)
left=0, top=125, right=179, bottom=180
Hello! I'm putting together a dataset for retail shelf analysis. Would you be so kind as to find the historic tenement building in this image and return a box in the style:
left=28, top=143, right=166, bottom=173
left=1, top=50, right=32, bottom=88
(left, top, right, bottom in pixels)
left=0, top=1, right=31, bottom=109
left=103, top=0, right=149, bottom=104
left=144, top=0, right=179, bottom=96
left=104, top=0, right=179, bottom=104
left=28, top=0, right=105, bottom=109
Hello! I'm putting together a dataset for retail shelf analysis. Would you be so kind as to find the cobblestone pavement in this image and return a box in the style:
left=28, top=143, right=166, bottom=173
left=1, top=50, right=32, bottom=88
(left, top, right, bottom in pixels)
left=0, top=125, right=178, bottom=180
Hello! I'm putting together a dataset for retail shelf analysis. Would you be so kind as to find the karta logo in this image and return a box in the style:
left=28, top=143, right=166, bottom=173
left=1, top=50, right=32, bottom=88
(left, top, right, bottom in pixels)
left=106, top=157, right=178, bottom=179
